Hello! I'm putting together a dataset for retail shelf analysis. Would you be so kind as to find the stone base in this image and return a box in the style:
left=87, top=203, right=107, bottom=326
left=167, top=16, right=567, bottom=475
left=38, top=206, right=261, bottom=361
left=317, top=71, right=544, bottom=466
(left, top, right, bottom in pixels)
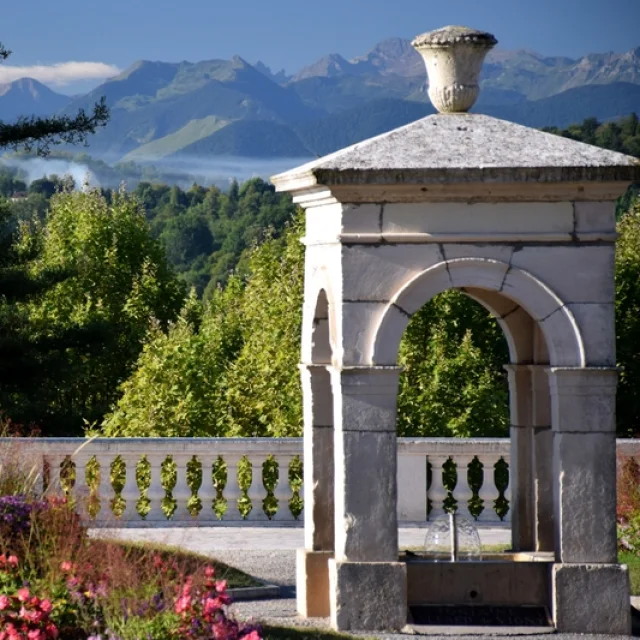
left=296, top=549, right=333, bottom=618
left=329, top=559, right=407, bottom=631
left=552, top=563, right=630, bottom=634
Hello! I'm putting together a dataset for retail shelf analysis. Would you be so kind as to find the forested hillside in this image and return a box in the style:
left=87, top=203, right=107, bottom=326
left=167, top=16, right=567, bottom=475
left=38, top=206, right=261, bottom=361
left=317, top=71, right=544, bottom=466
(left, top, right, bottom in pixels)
left=0, top=114, right=638, bottom=438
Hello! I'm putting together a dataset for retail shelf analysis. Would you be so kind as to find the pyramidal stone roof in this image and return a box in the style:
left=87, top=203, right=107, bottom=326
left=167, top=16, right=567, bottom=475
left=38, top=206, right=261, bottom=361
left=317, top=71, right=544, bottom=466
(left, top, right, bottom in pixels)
left=271, top=113, right=640, bottom=192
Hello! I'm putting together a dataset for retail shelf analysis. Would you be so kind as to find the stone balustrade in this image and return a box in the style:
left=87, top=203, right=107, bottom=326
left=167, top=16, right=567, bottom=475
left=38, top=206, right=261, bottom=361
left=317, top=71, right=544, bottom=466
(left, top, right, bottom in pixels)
left=1, top=437, right=637, bottom=527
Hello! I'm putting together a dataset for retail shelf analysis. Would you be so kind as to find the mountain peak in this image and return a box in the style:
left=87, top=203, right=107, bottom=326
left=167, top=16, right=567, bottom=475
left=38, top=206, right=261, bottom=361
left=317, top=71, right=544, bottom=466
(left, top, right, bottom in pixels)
left=254, top=61, right=290, bottom=85
left=293, top=53, right=355, bottom=81
left=0, top=77, right=70, bottom=120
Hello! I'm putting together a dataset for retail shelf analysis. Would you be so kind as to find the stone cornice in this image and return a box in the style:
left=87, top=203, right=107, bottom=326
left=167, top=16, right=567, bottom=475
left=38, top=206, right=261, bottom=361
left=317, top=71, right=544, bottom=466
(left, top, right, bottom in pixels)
left=285, top=181, right=629, bottom=206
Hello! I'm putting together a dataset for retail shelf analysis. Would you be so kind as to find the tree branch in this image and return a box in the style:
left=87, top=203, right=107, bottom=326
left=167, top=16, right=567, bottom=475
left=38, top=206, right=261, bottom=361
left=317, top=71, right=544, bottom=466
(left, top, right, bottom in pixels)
left=0, top=98, right=109, bottom=156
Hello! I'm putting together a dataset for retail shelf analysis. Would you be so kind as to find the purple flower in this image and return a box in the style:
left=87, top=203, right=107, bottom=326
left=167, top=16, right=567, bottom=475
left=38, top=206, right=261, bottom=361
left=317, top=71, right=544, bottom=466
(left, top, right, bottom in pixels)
left=0, top=495, right=48, bottom=536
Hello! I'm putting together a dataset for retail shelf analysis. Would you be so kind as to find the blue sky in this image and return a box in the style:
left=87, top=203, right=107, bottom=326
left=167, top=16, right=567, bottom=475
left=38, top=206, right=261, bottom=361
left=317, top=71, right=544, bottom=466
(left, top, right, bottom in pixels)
left=3, top=0, right=640, bottom=94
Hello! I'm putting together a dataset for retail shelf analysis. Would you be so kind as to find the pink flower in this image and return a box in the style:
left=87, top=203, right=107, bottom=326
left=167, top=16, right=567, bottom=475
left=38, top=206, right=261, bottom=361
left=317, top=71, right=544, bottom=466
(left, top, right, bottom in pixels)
left=215, top=580, right=227, bottom=593
left=174, top=595, right=191, bottom=614
left=60, top=561, right=73, bottom=572
left=203, top=596, right=221, bottom=616
left=27, top=629, right=44, bottom=640
left=0, top=595, right=10, bottom=610
left=204, top=565, right=215, bottom=578
left=242, top=631, right=262, bottom=640
left=16, top=587, right=30, bottom=602
left=24, top=609, right=44, bottom=624
left=7, top=556, right=18, bottom=568
left=39, top=599, right=52, bottom=614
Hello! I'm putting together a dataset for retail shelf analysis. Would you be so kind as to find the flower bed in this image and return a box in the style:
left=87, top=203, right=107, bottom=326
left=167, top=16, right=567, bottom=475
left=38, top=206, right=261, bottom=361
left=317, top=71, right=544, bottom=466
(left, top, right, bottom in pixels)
left=0, top=493, right=262, bottom=639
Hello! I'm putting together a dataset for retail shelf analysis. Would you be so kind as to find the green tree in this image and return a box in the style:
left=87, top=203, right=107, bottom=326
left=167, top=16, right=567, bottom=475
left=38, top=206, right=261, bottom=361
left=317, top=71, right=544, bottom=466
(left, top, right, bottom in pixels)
left=397, top=291, right=509, bottom=437
left=2, top=188, right=184, bottom=434
left=102, top=285, right=243, bottom=437
left=103, top=213, right=305, bottom=437
left=615, top=195, right=640, bottom=436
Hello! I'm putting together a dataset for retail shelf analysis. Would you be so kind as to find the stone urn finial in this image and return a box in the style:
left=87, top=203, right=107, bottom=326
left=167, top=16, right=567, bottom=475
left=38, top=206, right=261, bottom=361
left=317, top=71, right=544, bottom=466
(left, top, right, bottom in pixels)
left=412, top=25, right=497, bottom=113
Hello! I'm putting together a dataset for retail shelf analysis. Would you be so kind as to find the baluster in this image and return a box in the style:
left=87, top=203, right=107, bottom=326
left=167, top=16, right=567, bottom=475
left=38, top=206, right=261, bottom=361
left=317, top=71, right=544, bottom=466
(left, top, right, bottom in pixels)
left=223, top=454, right=242, bottom=520
left=503, top=459, right=512, bottom=523
left=246, top=456, right=268, bottom=521
left=121, top=455, right=141, bottom=521
left=428, top=455, right=448, bottom=519
left=273, top=454, right=293, bottom=521
left=452, top=455, right=474, bottom=519
left=198, top=457, right=216, bottom=522
left=172, top=455, right=193, bottom=520
left=97, top=455, right=115, bottom=523
left=71, top=454, right=91, bottom=522
left=45, top=455, right=67, bottom=496
left=146, top=454, right=167, bottom=522
left=478, top=454, right=501, bottom=522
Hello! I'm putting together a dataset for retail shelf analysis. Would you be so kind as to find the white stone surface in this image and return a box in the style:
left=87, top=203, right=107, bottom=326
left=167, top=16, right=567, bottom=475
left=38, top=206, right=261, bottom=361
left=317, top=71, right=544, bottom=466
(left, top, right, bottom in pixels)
left=574, top=201, right=617, bottom=234
left=553, top=431, right=618, bottom=563
left=334, top=368, right=401, bottom=433
left=548, top=367, right=618, bottom=433
left=341, top=243, right=443, bottom=302
left=334, top=430, right=398, bottom=562
left=510, top=245, right=615, bottom=305
left=397, top=453, right=427, bottom=522
left=552, top=564, right=631, bottom=634
left=564, top=302, right=616, bottom=366
left=340, top=301, right=387, bottom=366
left=383, top=202, right=574, bottom=236
left=329, top=560, right=407, bottom=631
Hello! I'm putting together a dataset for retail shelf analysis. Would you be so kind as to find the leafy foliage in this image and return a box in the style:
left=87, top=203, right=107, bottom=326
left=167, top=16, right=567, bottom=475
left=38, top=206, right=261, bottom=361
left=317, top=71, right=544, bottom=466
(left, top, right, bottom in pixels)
left=397, top=291, right=509, bottom=437
left=615, top=197, right=640, bottom=435
left=103, top=214, right=304, bottom=437
left=0, top=188, right=184, bottom=434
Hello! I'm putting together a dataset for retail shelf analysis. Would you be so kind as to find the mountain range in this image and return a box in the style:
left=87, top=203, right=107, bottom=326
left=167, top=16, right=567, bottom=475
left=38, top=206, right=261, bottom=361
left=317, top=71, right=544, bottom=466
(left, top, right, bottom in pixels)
left=2, top=38, right=640, bottom=161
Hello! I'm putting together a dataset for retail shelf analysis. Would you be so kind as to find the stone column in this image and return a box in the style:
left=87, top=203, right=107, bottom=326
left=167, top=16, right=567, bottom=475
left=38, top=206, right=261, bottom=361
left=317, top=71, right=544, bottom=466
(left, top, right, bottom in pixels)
left=529, top=365, right=553, bottom=552
left=504, top=365, right=535, bottom=552
left=296, top=364, right=335, bottom=617
left=548, top=367, right=630, bottom=634
left=329, top=367, right=407, bottom=632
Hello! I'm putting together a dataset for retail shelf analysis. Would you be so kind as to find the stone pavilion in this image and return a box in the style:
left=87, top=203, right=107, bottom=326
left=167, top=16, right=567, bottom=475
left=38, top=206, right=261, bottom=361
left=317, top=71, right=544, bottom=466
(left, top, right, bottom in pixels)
left=271, top=25, right=640, bottom=634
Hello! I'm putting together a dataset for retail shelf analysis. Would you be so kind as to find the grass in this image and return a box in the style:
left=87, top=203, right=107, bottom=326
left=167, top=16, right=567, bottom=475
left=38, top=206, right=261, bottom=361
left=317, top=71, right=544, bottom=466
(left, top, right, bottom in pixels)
left=620, top=551, right=640, bottom=595
left=95, top=538, right=261, bottom=588
left=402, top=542, right=510, bottom=555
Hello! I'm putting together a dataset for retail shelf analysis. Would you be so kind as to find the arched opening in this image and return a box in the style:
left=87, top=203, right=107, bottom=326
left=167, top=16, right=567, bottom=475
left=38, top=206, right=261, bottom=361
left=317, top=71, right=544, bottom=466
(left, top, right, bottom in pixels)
left=311, top=289, right=332, bottom=364
left=396, top=289, right=510, bottom=439
left=373, top=259, right=581, bottom=555
left=298, top=288, right=336, bottom=617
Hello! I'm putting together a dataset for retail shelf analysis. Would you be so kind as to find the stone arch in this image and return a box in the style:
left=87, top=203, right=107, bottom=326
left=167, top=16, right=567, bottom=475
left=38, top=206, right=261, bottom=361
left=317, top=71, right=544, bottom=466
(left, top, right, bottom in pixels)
left=371, top=258, right=585, bottom=368
left=302, top=276, right=338, bottom=365
left=300, top=284, right=336, bottom=563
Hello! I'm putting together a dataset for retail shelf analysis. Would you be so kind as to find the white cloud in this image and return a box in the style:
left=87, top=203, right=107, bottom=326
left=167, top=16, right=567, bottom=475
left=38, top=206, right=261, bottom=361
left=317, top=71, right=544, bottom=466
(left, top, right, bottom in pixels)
left=0, top=61, right=121, bottom=87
